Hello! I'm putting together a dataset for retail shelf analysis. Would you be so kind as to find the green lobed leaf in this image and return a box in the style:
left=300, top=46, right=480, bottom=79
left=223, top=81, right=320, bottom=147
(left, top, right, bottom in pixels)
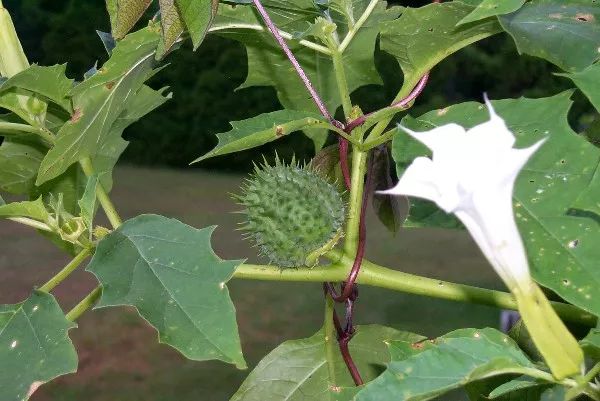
left=193, top=110, right=331, bottom=162
left=392, top=92, right=600, bottom=317
left=231, top=325, right=423, bottom=401
left=570, top=162, right=600, bottom=216
left=0, top=196, right=49, bottom=222
left=558, top=63, right=600, bottom=113
left=0, top=291, right=77, bottom=401
left=457, top=0, right=526, bottom=25
left=214, top=1, right=399, bottom=150
left=175, top=0, right=219, bottom=50
left=356, top=328, right=538, bottom=401
left=380, top=2, right=502, bottom=96
left=36, top=28, right=164, bottom=185
left=0, top=64, right=73, bottom=112
left=499, top=0, right=600, bottom=72
left=87, top=214, right=246, bottom=368
left=107, top=0, right=153, bottom=39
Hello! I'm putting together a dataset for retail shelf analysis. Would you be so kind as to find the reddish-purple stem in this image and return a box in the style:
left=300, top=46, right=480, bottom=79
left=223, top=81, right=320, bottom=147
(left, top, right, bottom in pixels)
left=338, top=137, right=351, bottom=189
left=344, top=73, right=430, bottom=133
left=339, top=335, right=363, bottom=385
left=252, top=0, right=344, bottom=129
left=326, top=153, right=373, bottom=302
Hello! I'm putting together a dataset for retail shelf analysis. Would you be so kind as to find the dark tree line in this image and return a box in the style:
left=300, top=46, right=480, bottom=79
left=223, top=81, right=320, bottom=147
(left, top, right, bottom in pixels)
left=4, top=0, right=589, bottom=171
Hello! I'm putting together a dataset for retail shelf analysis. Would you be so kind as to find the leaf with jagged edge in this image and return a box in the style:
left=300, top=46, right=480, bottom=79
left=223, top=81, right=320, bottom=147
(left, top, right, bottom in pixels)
left=107, top=0, right=153, bottom=40
left=456, top=0, right=525, bottom=25
left=33, top=84, right=168, bottom=254
left=499, top=0, right=600, bottom=72
left=175, top=0, right=219, bottom=50
left=0, top=64, right=74, bottom=112
left=231, top=325, right=423, bottom=401
left=356, top=328, right=539, bottom=401
left=87, top=214, right=246, bottom=368
left=193, top=110, right=331, bottom=162
left=380, top=2, right=502, bottom=96
left=570, top=162, right=600, bottom=216
left=36, top=28, right=163, bottom=185
left=558, top=63, right=600, bottom=113
left=392, top=92, right=600, bottom=317
left=0, top=196, right=49, bottom=222
left=0, top=291, right=77, bottom=401
left=212, top=0, right=399, bottom=151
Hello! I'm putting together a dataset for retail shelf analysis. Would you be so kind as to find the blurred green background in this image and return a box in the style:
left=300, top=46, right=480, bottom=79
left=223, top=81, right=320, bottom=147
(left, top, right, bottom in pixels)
left=0, top=1, right=597, bottom=401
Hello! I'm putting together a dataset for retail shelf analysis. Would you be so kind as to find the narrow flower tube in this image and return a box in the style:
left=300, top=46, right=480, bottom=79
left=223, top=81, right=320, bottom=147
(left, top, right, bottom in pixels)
left=381, top=97, right=583, bottom=379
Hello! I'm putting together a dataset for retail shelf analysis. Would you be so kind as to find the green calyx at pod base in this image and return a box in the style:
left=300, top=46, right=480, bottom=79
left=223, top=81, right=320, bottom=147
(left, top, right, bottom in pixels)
left=236, top=158, right=345, bottom=268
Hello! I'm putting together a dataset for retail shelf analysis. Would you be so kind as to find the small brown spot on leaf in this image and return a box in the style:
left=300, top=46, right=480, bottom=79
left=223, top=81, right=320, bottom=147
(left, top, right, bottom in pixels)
left=329, top=386, right=341, bottom=393
left=275, top=126, right=284, bottom=137
left=70, top=108, right=83, bottom=123
left=575, top=13, right=594, bottom=22
left=105, top=81, right=116, bottom=90
left=411, top=339, right=428, bottom=349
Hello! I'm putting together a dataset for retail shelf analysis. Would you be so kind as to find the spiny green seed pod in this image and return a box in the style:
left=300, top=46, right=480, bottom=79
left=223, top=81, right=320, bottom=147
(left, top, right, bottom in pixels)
left=236, top=158, right=345, bottom=268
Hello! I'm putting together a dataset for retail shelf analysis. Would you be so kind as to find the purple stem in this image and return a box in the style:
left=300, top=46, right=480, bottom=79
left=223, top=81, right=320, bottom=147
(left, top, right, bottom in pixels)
left=338, top=137, right=351, bottom=189
left=326, top=152, right=373, bottom=303
left=344, top=73, right=430, bottom=133
left=252, top=0, right=344, bottom=129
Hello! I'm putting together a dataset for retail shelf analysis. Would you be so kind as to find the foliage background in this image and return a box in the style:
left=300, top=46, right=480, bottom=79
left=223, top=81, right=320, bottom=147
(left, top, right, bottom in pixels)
left=5, top=0, right=593, bottom=171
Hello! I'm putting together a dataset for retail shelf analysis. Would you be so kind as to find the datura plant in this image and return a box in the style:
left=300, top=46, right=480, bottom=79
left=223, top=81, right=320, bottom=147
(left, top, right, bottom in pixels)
left=0, top=0, right=599, bottom=401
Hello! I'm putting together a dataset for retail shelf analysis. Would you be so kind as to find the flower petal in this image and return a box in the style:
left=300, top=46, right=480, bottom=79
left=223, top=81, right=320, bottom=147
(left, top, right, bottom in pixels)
left=466, top=95, right=516, bottom=150
left=398, top=123, right=467, bottom=155
left=378, top=157, right=460, bottom=213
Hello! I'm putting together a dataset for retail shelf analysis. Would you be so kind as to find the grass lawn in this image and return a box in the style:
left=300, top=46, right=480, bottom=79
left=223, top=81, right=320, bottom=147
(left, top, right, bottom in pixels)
left=0, top=165, right=505, bottom=401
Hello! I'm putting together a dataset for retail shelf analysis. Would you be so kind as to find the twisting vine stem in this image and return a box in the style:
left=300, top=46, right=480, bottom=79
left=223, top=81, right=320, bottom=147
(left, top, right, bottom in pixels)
left=251, top=0, right=344, bottom=129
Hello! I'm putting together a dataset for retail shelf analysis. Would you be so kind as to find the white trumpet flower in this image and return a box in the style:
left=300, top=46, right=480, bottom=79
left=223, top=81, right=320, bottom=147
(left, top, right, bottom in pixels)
left=381, top=97, right=583, bottom=379
left=381, top=98, right=543, bottom=292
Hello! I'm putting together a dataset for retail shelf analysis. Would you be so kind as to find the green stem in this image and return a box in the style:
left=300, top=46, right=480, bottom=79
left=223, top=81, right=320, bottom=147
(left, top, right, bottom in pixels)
left=331, top=49, right=353, bottom=117
left=344, top=150, right=368, bottom=256
left=8, top=216, right=52, bottom=231
left=66, top=286, right=102, bottom=321
left=584, top=362, right=600, bottom=384
left=39, top=248, right=91, bottom=293
left=364, top=79, right=422, bottom=143
left=0, top=121, right=54, bottom=144
left=233, top=259, right=596, bottom=326
left=79, top=157, right=122, bottom=229
left=362, top=127, right=396, bottom=150
left=338, top=0, right=379, bottom=53
left=324, top=295, right=338, bottom=385
left=208, top=24, right=332, bottom=55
